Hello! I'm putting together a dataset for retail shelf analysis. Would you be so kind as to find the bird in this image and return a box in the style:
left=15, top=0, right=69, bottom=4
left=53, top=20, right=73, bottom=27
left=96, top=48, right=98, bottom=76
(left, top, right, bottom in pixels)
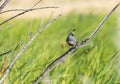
left=66, top=29, right=77, bottom=47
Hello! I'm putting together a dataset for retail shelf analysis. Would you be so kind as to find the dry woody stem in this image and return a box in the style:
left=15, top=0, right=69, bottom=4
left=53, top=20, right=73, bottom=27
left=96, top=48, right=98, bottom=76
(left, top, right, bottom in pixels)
left=0, top=43, right=19, bottom=57
left=0, top=13, right=61, bottom=84
left=0, top=0, right=11, bottom=12
left=0, top=50, right=12, bottom=57
left=32, top=3, right=120, bottom=84
left=0, top=6, right=59, bottom=26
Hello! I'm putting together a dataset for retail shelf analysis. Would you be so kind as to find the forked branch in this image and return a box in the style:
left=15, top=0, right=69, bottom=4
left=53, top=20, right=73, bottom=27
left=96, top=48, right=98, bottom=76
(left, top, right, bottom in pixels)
left=0, top=50, right=12, bottom=57
left=0, top=43, right=20, bottom=57
left=0, top=7, right=59, bottom=14
left=32, top=3, right=120, bottom=84
left=0, top=6, right=59, bottom=26
left=0, top=13, right=61, bottom=84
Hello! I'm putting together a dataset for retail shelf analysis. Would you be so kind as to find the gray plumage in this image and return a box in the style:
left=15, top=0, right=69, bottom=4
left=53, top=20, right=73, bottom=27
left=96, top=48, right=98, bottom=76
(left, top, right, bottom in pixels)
left=66, top=30, right=76, bottom=46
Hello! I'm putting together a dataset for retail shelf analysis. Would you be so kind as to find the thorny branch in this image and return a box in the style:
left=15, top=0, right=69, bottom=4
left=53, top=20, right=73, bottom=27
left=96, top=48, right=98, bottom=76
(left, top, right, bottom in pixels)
left=32, top=3, right=120, bottom=84
left=0, top=0, right=11, bottom=12
left=0, top=6, right=59, bottom=26
left=0, top=13, right=61, bottom=84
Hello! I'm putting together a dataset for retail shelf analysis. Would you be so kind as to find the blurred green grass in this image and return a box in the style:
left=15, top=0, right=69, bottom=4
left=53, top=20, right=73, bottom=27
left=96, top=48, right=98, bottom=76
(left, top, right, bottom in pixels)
left=0, top=13, right=119, bottom=84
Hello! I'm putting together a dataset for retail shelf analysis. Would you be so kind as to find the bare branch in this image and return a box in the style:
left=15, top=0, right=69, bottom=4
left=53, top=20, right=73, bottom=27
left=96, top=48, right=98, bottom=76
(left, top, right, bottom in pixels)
left=0, top=6, right=59, bottom=26
left=0, top=13, right=61, bottom=84
left=0, top=0, right=41, bottom=13
left=32, top=3, right=120, bottom=84
left=0, top=43, right=20, bottom=57
left=0, top=50, right=12, bottom=57
left=0, top=7, right=58, bottom=14
left=0, top=0, right=11, bottom=12
left=88, top=2, right=120, bottom=40
left=31, top=0, right=42, bottom=8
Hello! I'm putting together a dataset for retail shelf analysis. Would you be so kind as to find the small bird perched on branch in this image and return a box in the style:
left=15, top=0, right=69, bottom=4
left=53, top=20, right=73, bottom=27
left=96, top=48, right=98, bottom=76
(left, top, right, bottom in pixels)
left=66, top=29, right=77, bottom=47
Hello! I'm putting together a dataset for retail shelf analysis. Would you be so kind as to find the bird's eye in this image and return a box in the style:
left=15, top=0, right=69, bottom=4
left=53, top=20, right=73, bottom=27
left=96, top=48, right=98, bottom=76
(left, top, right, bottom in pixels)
left=72, top=32, right=74, bottom=36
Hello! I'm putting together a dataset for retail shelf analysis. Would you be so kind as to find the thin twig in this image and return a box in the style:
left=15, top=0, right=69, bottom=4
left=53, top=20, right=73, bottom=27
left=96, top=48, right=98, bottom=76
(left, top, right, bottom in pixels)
left=0, top=6, right=59, bottom=26
left=88, top=2, right=120, bottom=40
left=0, top=13, right=61, bottom=84
left=0, top=7, right=59, bottom=14
left=0, top=43, right=20, bottom=57
left=0, top=0, right=41, bottom=13
left=0, top=58, right=8, bottom=73
left=31, top=0, right=42, bottom=8
left=0, top=0, right=11, bottom=12
left=0, top=9, right=24, bottom=14
left=0, top=50, right=12, bottom=57
left=32, top=3, right=120, bottom=84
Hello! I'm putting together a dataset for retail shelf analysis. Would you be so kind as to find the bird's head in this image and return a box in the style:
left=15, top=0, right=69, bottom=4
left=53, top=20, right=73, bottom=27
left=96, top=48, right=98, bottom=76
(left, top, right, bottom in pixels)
left=71, top=32, right=74, bottom=36
left=70, top=29, right=76, bottom=36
